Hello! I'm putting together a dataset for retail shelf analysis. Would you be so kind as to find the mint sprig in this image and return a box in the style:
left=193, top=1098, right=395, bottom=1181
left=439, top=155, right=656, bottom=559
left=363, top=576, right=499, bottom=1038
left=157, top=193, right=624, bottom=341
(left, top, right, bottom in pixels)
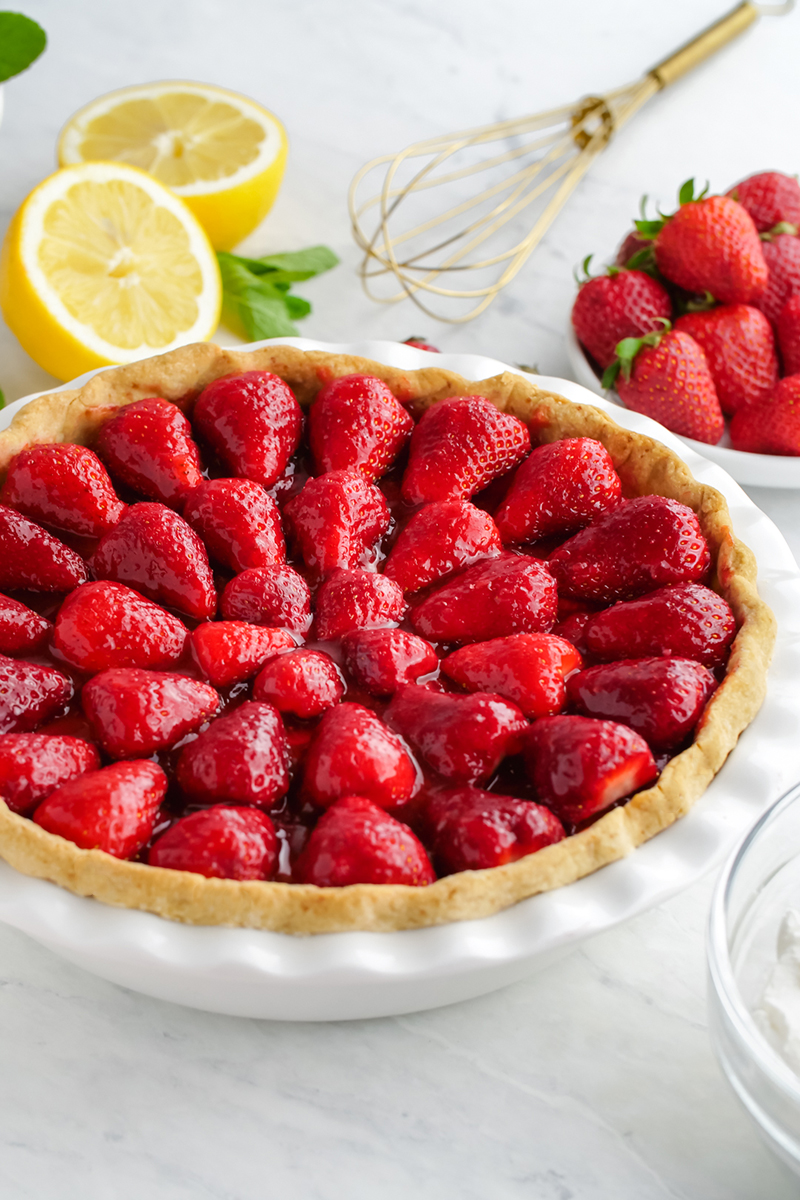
left=218, top=245, right=339, bottom=341
left=0, top=12, right=46, bottom=83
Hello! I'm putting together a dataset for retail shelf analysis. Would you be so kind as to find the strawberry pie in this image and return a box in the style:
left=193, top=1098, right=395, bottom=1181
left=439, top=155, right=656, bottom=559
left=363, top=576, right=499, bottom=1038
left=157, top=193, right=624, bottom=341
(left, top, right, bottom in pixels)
left=0, top=344, right=775, bottom=933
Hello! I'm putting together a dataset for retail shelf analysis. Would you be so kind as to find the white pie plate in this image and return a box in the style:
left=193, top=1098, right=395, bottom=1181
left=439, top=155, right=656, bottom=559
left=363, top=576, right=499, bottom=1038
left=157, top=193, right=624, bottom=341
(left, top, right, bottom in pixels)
left=1, top=336, right=800, bottom=1022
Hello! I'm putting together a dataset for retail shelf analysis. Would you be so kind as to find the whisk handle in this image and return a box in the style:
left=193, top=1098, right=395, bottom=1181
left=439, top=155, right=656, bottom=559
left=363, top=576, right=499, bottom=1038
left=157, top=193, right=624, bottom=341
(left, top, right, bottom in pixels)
left=648, top=1, right=758, bottom=88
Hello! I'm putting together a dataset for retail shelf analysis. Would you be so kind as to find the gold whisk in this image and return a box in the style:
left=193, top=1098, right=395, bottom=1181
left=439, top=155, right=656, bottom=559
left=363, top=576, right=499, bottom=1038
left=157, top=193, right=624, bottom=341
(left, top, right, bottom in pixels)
left=349, top=1, right=795, bottom=324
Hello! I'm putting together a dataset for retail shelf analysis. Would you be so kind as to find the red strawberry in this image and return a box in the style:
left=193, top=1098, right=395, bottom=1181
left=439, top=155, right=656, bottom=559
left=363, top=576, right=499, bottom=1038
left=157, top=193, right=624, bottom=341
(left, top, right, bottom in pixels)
left=33, top=760, right=166, bottom=858
left=303, top=702, right=418, bottom=810
left=294, top=795, right=435, bottom=887
left=148, top=806, right=278, bottom=880
left=176, top=701, right=289, bottom=808
left=308, top=374, right=414, bottom=480
left=605, top=326, right=724, bottom=444
left=0, top=656, right=73, bottom=734
left=727, top=172, right=800, bottom=233
left=0, top=443, right=125, bottom=536
left=674, top=305, right=778, bottom=415
left=191, top=622, right=295, bottom=687
left=341, top=629, right=437, bottom=696
left=522, top=715, right=658, bottom=824
left=441, top=633, right=582, bottom=719
left=494, top=438, right=622, bottom=544
left=777, top=295, right=800, bottom=376
left=549, top=495, right=710, bottom=603
left=383, top=501, right=501, bottom=593
left=253, top=648, right=344, bottom=718
left=96, top=398, right=203, bottom=507
left=552, top=610, right=593, bottom=654
left=220, top=565, right=311, bottom=633
left=583, top=582, right=736, bottom=668
left=571, top=266, right=672, bottom=369
left=0, top=594, right=51, bottom=656
left=53, top=581, right=189, bottom=673
left=730, top=376, right=800, bottom=455
left=0, top=505, right=88, bottom=593
left=284, top=470, right=390, bottom=578
left=314, top=568, right=405, bottom=642
left=410, top=554, right=557, bottom=644
left=401, top=396, right=530, bottom=505
left=385, top=683, right=526, bottom=784
left=757, top=233, right=800, bottom=324
left=652, top=190, right=767, bottom=303
left=566, top=657, right=717, bottom=751
left=0, top=733, right=100, bottom=815
left=82, top=668, right=219, bottom=758
left=182, top=478, right=285, bottom=574
left=424, top=786, right=564, bottom=873
left=91, top=503, right=216, bottom=620
left=404, top=337, right=440, bottom=352
left=191, top=370, right=302, bottom=489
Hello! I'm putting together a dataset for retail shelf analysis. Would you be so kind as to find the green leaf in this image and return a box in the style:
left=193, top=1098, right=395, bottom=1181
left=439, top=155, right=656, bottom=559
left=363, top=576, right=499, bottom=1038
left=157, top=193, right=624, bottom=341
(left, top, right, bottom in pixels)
left=217, top=244, right=338, bottom=343
left=0, top=13, right=46, bottom=83
left=633, top=219, right=662, bottom=238
left=678, top=178, right=696, bottom=206
left=284, top=293, right=311, bottom=319
left=230, top=245, right=339, bottom=283
left=601, top=360, right=621, bottom=390
left=0, top=386, right=5, bottom=409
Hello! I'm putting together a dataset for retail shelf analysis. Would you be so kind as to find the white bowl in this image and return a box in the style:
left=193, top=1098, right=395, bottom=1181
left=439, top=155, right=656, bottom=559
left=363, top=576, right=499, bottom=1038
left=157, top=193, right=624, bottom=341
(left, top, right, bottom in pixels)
left=2, top=337, right=800, bottom=1021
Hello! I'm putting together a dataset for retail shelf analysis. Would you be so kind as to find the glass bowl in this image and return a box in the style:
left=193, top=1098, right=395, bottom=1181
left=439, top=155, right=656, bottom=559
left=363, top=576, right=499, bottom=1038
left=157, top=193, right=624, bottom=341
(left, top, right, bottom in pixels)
left=708, top=781, right=800, bottom=1174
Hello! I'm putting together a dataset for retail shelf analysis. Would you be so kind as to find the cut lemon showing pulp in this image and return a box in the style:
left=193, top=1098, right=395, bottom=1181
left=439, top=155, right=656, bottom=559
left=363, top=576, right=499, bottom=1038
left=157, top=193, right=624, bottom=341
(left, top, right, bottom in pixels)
left=58, top=82, right=288, bottom=250
left=0, top=161, right=222, bottom=381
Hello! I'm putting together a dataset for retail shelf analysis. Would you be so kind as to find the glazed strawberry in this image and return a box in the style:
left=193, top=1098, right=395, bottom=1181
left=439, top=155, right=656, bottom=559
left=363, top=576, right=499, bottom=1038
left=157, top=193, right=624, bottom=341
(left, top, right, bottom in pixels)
left=33, top=760, right=166, bottom=858
left=220, top=565, right=311, bottom=633
left=424, top=787, right=564, bottom=873
left=0, top=443, right=125, bottom=536
left=0, top=656, right=73, bottom=734
left=549, top=495, right=710, bottom=603
left=53, top=581, right=189, bottom=672
left=730, top=376, right=800, bottom=455
left=494, top=438, right=621, bottom=544
left=401, top=396, right=530, bottom=505
left=341, top=629, right=437, bottom=696
left=176, top=701, right=289, bottom=808
left=571, top=266, right=672, bottom=368
left=96, top=398, right=203, bottom=507
left=91, top=503, right=216, bottom=620
left=303, top=703, right=418, bottom=810
left=191, top=622, right=295, bottom=687
left=308, top=374, right=414, bottom=480
left=191, top=370, right=302, bottom=488
left=727, top=171, right=800, bottom=233
left=253, top=649, right=344, bottom=718
left=522, top=715, right=658, bottom=824
left=284, top=471, right=390, bottom=579
left=604, top=326, right=724, bottom=444
left=674, top=305, right=778, bottom=415
left=314, top=569, right=405, bottom=642
left=0, top=505, right=87, bottom=593
left=182, top=478, right=285, bottom=573
left=756, top=233, right=800, bottom=324
left=441, top=633, right=582, bottom=719
left=566, top=657, right=717, bottom=751
left=0, top=733, right=100, bottom=815
left=148, top=806, right=278, bottom=880
left=404, top=337, right=440, bottom=352
left=383, top=501, right=501, bottom=593
left=410, top=554, right=557, bottom=643
left=583, top=583, right=736, bottom=668
left=385, top=684, right=526, bottom=784
left=777, top=295, right=800, bottom=376
left=0, top=594, right=51, bottom=656
left=552, top=610, right=593, bottom=654
left=294, top=795, right=435, bottom=887
left=83, top=668, right=219, bottom=758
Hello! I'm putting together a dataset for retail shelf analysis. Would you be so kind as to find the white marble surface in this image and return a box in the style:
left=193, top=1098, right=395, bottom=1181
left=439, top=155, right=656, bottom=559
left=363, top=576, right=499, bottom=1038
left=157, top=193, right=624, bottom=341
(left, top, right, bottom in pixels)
left=2, top=0, right=800, bottom=1195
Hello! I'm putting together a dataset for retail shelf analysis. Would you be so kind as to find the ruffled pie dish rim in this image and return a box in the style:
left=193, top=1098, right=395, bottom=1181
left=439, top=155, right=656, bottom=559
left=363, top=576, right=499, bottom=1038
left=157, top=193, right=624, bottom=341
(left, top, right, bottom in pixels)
left=0, top=341, right=776, bottom=934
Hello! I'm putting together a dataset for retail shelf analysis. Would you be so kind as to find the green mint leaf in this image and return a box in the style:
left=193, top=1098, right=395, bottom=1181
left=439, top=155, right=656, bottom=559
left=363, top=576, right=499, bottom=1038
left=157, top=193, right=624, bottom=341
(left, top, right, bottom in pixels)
left=0, top=12, right=46, bottom=83
left=284, top=293, right=311, bottom=320
left=218, top=245, right=338, bottom=342
left=228, top=245, right=339, bottom=284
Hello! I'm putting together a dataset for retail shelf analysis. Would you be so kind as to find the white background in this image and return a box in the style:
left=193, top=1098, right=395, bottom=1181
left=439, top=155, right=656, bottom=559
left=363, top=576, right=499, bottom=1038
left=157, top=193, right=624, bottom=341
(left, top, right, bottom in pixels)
left=2, top=1, right=800, bottom=1195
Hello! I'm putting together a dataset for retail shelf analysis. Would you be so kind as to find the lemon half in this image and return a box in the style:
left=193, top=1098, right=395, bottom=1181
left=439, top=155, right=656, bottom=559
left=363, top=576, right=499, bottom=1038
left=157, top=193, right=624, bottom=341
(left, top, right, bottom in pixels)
left=0, top=161, right=222, bottom=381
left=58, top=81, right=288, bottom=250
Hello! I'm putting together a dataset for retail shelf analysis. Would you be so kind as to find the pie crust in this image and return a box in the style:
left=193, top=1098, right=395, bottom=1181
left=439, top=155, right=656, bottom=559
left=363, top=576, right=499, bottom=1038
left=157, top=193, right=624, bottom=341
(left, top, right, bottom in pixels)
left=0, top=343, right=776, bottom=934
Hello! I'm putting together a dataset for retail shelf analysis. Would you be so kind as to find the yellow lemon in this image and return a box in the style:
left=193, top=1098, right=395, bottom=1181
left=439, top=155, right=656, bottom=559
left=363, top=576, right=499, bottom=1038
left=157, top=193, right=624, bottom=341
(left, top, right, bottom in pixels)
left=58, top=81, right=288, bottom=251
left=0, top=161, right=222, bottom=381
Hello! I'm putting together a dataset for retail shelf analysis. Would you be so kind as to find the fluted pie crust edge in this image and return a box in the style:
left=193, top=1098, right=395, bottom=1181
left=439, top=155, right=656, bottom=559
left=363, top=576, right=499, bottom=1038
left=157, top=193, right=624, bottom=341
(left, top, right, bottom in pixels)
left=0, top=342, right=777, bottom=933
